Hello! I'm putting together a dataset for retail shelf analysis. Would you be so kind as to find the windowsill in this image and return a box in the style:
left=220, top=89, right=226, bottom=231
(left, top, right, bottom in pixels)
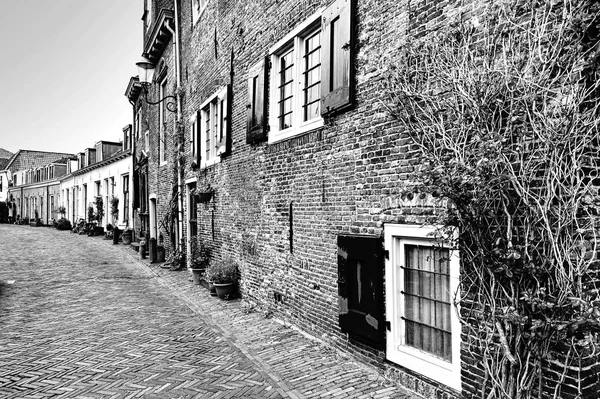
left=387, top=346, right=461, bottom=391
left=268, top=118, right=323, bottom=144
left=200, top=157, right=220, bottom=170
left=159, top=161, right=169, bottom=167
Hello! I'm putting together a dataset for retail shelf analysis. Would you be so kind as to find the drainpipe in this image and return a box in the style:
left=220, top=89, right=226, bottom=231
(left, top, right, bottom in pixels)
left=165, top=2, right=184, bottom=255
left=129, top=99, right=137, bottom=236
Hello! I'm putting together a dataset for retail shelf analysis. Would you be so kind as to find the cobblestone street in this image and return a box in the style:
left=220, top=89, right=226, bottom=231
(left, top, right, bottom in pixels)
left=0, top=225, right=417, bottom=399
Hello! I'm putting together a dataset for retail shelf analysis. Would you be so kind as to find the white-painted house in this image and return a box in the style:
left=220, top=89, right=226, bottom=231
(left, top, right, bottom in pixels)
left=60, top=139, right=133, bottom=230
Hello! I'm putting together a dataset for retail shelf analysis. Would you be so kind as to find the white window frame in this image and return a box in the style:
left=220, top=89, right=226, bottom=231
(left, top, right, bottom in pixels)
left=384, top=224, right=461, bottom=391
left=268, top=9, right=324, bottom=144
left=190, top=112, right=197, bottom=157
left=159, top=77, right=168, bottom=165
left=199, top=86, right=227, bottom=169
left=192, top=0, right=208, bottom=24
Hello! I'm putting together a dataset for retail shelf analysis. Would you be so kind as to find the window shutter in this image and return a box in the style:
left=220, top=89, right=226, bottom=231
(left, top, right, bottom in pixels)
left=246, top=57, right=269, bottom=144
left=337, top=234, right=384, bottom=349
left=216, top=84, right=232, bottom=156
left=133, top=171, right=140, bottom=209
left=195, top=110, right=202, bottom=167
left=321, top=0, right=354, bottom=115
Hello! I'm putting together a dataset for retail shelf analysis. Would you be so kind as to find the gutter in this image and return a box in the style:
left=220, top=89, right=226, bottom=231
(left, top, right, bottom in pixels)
left=166, top=1, right=185, bottom=254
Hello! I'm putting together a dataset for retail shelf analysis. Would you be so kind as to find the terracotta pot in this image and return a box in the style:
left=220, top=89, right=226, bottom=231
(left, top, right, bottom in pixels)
left=214, top=282, right=235, bottom=300
left=122, top=230, right=132, bottom=245
left=190, top=268, right=205, bottom=285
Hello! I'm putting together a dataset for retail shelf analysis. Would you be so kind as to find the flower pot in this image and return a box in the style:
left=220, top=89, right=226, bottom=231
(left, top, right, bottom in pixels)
left=208, top=281, right=217, bottom=296
left=190, top=268, right=205, bottom=285
left=157, top=246, right=165, bottom=262
left=214, top=282, right=235, bottom=300
left=195, top=191, right=213, bottom=203
left=122, top=230, right=132, bottom=245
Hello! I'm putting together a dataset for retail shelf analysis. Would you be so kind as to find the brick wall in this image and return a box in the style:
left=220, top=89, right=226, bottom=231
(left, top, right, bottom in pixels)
left=175, top=0, right=462, bottom=397
left=135, top=0, right=600, bottom=397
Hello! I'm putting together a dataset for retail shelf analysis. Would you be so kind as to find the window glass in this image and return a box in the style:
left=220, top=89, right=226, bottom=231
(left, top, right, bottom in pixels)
left=404, top=245, right=452, bottom=361
left=303, top=30, right=321, bottom=121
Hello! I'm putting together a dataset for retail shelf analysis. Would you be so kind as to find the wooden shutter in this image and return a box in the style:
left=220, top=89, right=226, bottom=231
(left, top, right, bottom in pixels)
left=338, top=234, right=384, bottom=349
left=246, top=57, right=269, bottom=144
left=195, top=110, right=201, bottom=167
left=216, top=85, right=232, bottom=156
left=133, top=171, right=140, bottom=209
left=321, top=0, right=354, bottom=115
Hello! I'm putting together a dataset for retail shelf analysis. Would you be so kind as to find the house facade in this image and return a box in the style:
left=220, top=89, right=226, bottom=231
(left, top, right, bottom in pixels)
left=5, top=151, right=76, bottom=223
left=127, top=0, right=600, bottom=397
left=60, top=137, right=133, bottom=230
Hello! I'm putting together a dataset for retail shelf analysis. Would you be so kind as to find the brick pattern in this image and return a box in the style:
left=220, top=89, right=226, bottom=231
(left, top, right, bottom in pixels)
left=0, top=224, right=419, bottom=399
left=131, top=0, right=600, bottom=397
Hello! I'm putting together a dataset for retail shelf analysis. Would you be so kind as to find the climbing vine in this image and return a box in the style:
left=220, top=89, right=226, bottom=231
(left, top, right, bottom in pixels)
left=384, top=1, right=600, bottom=397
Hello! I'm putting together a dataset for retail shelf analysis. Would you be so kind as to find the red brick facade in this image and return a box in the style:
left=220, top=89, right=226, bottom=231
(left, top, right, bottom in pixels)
left=128, top=0, right=600, bottom=397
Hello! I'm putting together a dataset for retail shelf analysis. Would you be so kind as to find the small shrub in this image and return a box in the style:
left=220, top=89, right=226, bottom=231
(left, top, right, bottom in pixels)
left=206, top=257, right=239, bottom=284
left=87, top=206, right=94, bottom=223
left=56, top=218, right=72, bottom=231
left=190, top=238, right=211, bottom=269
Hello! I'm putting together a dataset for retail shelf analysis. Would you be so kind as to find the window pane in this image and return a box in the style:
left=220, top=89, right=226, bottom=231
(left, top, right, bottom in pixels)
left=279, top=49, right=294, bottom=128
left=303, top=30, right=321, bottom=122
left=404, top=244, right=452, bottom=361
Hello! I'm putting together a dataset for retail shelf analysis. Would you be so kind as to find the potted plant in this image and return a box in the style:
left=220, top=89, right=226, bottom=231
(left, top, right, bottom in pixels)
left=189, top=238, right=211, bottom=286
left=57, top=205, right=66, bottom=219
left=30, top=210, right=41, bottom=227
left=110, top=196, right=119, bottom=224
left=93, top=196, right=104, bottom=235
left=193, top=183, right=214, bottom=203
left=105, top=223, right=113, bottom=240
left=205, top=257, right=239, bottom=300
left=56, top=218, right=72, bottom=231
left=122, top=228, right=132, bottom=245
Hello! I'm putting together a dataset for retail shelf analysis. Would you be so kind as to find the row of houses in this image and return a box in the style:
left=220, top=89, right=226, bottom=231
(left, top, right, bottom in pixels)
left=118, top=0, right=600, bottom=397
left=3, top=0, right=597, bottom=397
left=1, top=132, right=133, bottom=232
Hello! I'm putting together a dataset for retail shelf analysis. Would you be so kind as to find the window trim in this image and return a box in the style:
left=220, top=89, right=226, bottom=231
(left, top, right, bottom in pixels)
left=190, top=112, right=197, bottom=157
left=199, top=86, right=227, bottom=169
left=384, top=224, right=461, bottom=391
left=268, top=9, right=324, bottom=144
left=159, top=77, right=168, bottom=166
left=192, top=0, right=208, bottom=24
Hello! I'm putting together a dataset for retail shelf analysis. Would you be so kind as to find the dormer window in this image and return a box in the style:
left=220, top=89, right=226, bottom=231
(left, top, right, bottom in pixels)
left=145, top=1, right=153, bottom=31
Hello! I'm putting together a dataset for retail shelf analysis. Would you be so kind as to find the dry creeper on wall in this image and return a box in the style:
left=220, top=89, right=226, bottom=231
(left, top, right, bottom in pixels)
left=384, top=1, right=600, bottom=398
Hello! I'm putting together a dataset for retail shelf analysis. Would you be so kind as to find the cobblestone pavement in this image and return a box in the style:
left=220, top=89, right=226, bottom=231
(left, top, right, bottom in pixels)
left=0, top=225, right=419, bottom=399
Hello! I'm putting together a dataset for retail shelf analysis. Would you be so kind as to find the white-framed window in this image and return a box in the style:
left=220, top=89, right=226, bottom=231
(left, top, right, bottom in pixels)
left=159, top=77, right=168, bottom=165
left=190, top=112, right=197, bottom=157
left=384, top=224, right=461, bottom=391
left=192, top=0, right=208, bottom=24
left=268, top=11, right=323, bottom=143
left=199, top=86, right=228, bottom=169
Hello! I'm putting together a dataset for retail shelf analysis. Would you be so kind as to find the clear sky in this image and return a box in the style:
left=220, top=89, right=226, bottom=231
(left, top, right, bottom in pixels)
left=0, top=0, right=142, bottom=155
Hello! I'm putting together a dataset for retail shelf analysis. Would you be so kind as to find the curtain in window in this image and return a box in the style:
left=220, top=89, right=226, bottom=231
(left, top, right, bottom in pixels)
left=403, top=244, right=452, bottom=361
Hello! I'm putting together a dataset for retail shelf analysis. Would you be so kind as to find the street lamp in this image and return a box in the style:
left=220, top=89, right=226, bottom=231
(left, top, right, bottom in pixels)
left=136, top=55, right=177, bottom=113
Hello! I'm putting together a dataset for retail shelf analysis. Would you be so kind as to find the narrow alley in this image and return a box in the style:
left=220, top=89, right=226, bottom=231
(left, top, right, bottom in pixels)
left=0, top=225, right=416, bottom=399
